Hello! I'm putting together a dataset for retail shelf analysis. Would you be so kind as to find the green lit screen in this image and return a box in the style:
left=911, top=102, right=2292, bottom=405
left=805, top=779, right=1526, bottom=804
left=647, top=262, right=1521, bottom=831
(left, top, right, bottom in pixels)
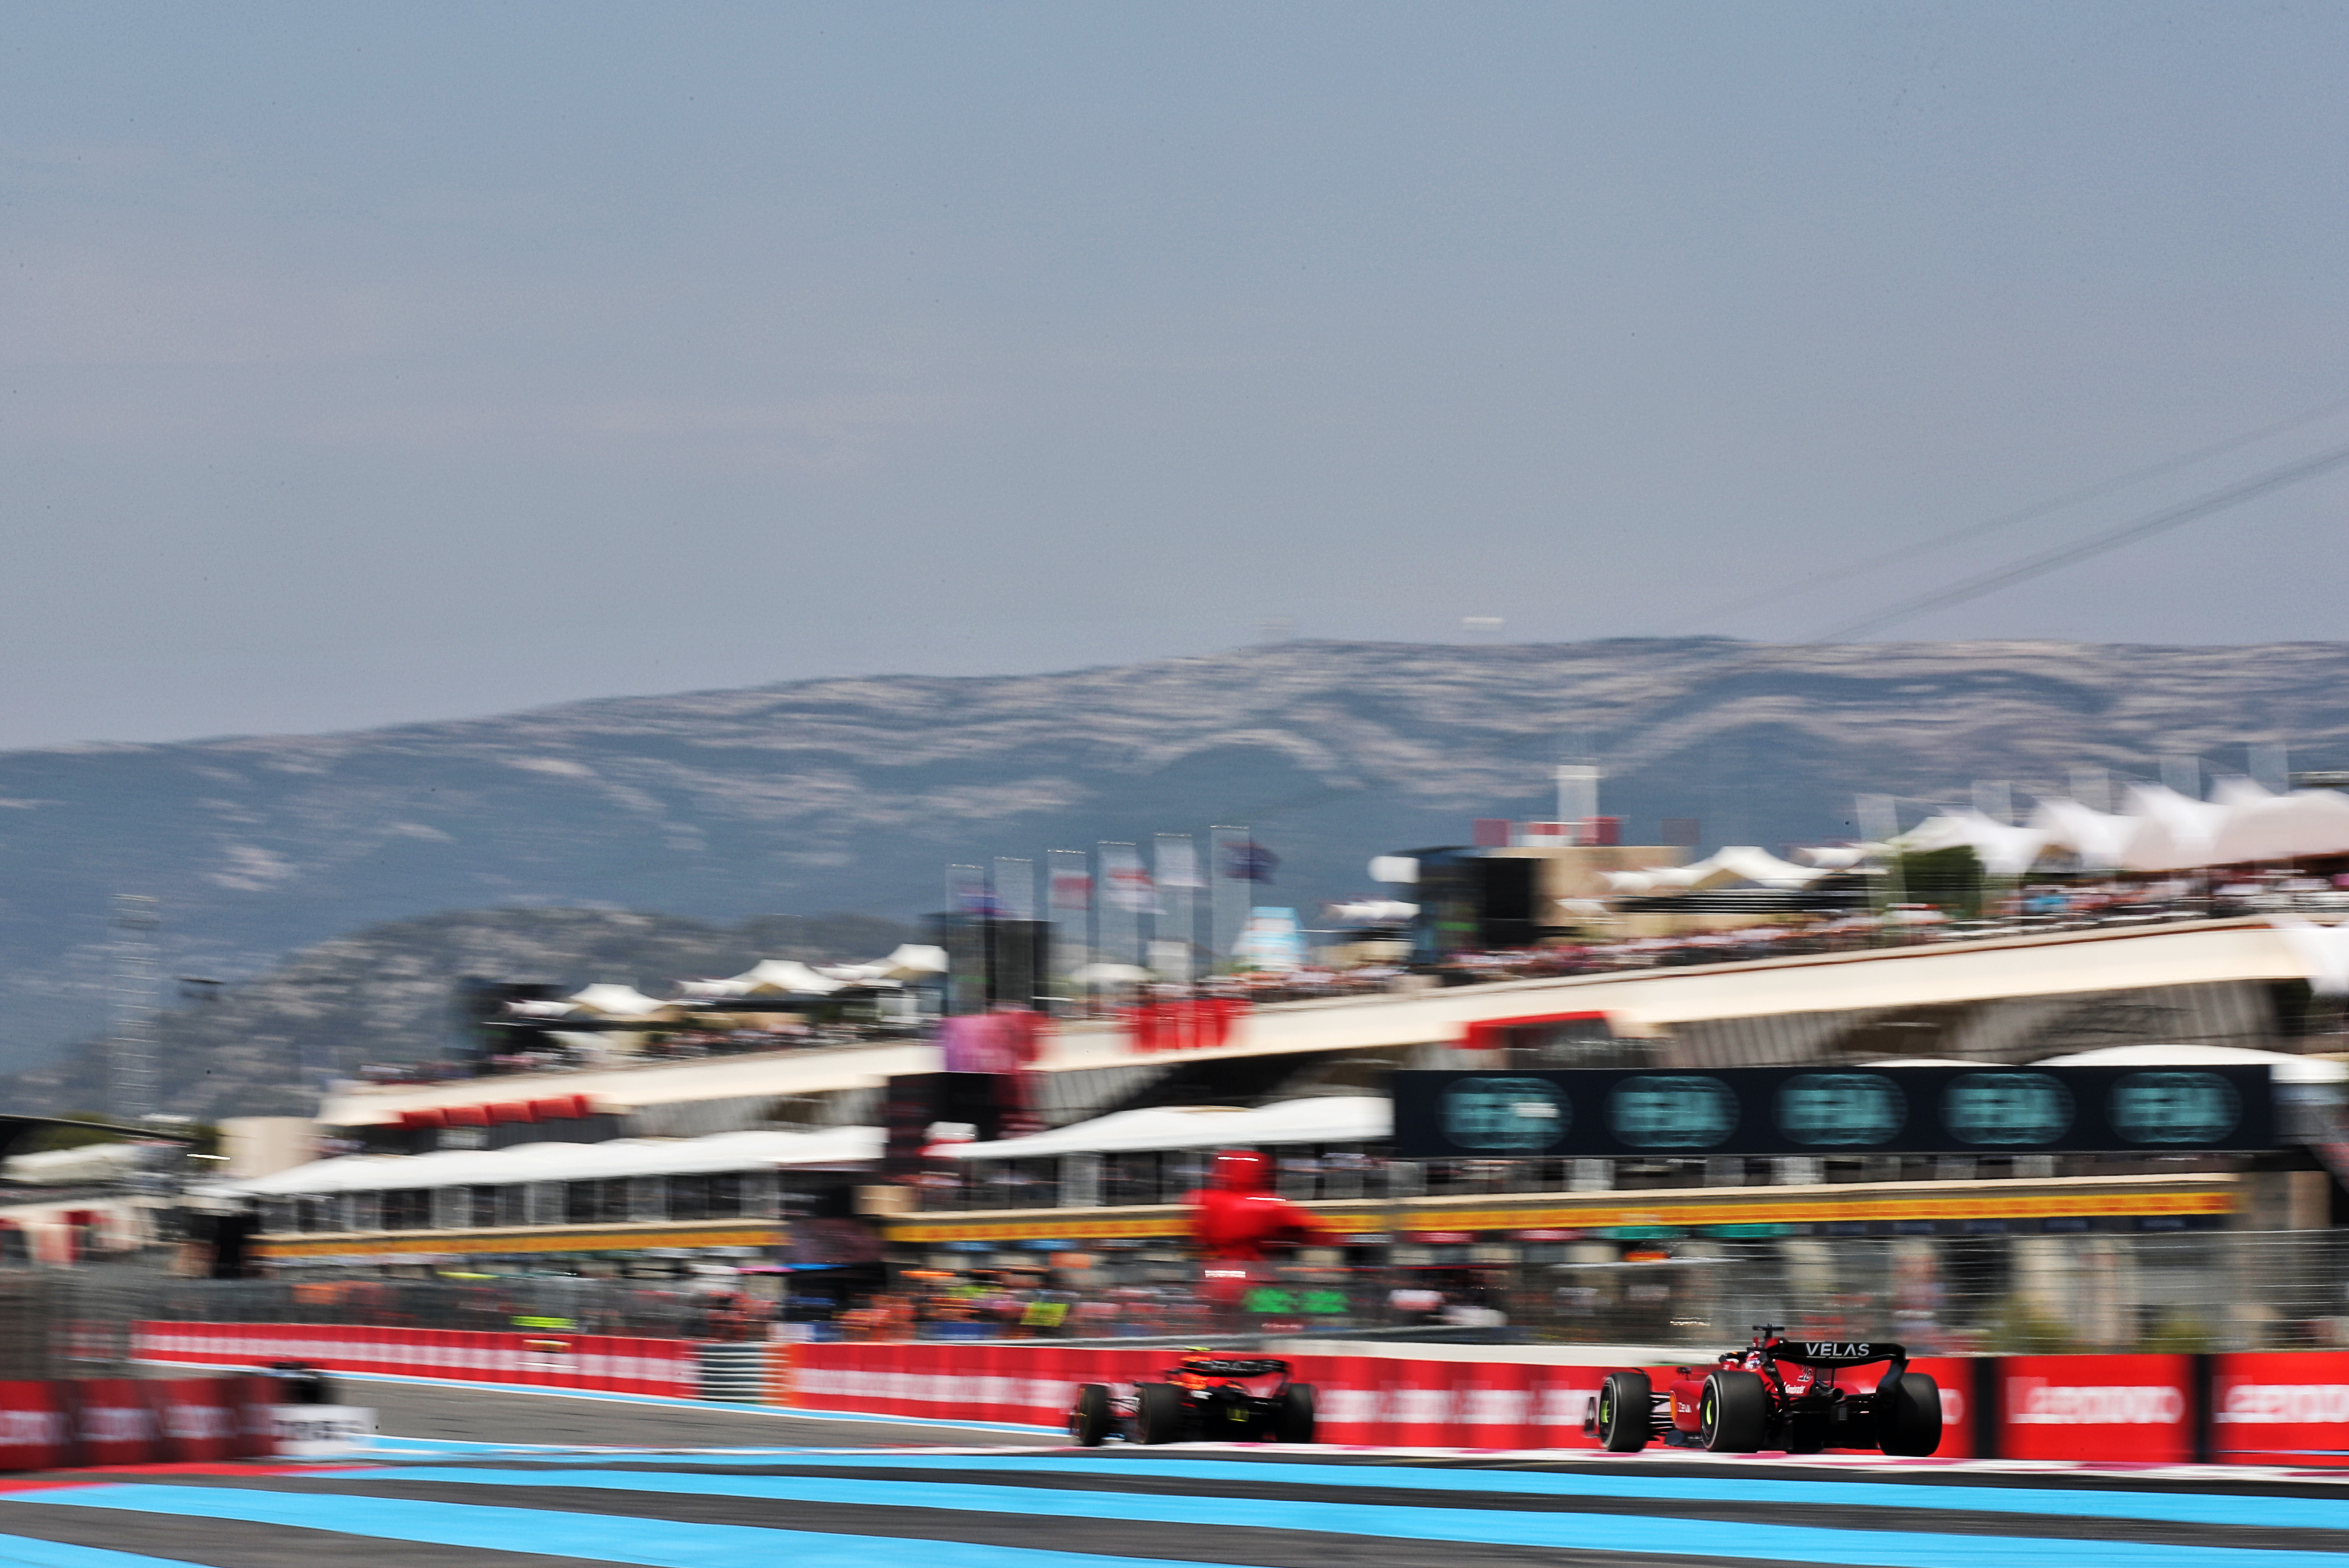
left=1393, top=1064, right=2274, bottom=1158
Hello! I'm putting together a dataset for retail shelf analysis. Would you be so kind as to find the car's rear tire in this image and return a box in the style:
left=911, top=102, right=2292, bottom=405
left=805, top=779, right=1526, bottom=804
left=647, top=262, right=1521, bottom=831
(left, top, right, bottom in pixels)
left=1700, top=1370, right=1770, bottom=1453
left=1596, top=1370, right=1652, bottom=1452
left=1135, top=1381, right=1187, bottom=1445
left=1275, top=1383, right=1317, bottom=1443
left=1878, top=1372, right=1942, bottom=1456
left=1068, top=1383, right=1113, bottom=1447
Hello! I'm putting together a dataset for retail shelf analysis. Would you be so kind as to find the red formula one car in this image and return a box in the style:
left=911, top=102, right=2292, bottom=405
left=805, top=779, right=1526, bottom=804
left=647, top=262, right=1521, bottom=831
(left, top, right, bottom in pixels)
left=1068, top=1352, right=1317, bottom=1446
left=1584, top=1327, right=1941, bottom=1455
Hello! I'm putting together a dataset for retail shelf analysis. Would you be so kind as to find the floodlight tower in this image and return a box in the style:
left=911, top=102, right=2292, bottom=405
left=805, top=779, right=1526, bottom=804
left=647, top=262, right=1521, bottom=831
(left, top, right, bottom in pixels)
left=108, top=894, right=160, bottom=1122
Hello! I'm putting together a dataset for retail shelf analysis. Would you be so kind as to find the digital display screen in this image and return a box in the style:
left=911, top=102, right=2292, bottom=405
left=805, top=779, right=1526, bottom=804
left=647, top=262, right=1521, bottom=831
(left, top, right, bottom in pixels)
left=1389, top=1065, right=2276, bottom=1158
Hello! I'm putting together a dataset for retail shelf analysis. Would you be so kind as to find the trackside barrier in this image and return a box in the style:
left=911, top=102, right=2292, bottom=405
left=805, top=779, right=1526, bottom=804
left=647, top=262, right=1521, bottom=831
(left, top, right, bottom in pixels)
left=0, top=1381, right=71, bottom=1470
left=131, top=1322, right=699, bottom=1401
left=779, top=1344, right=2182, bottom=1460
left=129, top=1327, right=2349, bottom=1463
left=0, top=1375, right=278, bottom=1468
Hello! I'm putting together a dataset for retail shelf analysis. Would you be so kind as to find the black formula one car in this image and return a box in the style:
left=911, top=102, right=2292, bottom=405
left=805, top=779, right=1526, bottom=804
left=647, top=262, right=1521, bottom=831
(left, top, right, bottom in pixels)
left=258, top=1360, right=336, bottom=1405
left=1068, top=1352, right=1317, bottom=1445
left=1583, top=1326, right=1941, bottom=1455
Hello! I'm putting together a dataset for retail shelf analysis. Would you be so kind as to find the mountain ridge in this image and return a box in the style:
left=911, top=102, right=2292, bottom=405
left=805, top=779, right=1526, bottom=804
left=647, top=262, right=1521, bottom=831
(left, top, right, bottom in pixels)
left=5, top=636, right=2347, bottom=1073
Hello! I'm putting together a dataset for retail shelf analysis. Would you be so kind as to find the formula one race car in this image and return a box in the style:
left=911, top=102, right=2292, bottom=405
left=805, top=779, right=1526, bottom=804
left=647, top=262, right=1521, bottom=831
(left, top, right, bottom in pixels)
left=1583, top=1327, right=1940, bottom=1455
left=1068, top=1352, right=1317, bottom=1446
left=257, top=1360, right=336, bottom=1405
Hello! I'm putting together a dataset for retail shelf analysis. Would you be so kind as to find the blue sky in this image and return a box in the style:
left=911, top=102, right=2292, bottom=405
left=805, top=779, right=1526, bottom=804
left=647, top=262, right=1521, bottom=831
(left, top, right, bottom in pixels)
left=8, top=2, right=2349, bottom=747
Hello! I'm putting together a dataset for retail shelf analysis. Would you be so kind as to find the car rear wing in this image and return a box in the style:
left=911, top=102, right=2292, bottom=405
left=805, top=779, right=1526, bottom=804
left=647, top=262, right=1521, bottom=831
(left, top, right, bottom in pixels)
left=1772, top=1341, right=1905, bottom=1368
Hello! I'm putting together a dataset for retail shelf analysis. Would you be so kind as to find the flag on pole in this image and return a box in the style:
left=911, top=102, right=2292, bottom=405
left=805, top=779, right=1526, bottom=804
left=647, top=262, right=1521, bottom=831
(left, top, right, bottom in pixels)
left=1049, top=854, right=1092, bottom=912
left=1155, top=835, right=1202, bottom=889
left=1221, top=839, right=1280, bottom=883
left=1101, top=842, right=1156, bottom=912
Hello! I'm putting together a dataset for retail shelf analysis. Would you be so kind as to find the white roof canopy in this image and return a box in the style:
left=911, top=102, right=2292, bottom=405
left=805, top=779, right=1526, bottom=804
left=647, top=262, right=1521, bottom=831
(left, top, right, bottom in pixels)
left=945, top=1096, right=1391, bottom=1161
left=228, top=1126, right=883, bottom=1197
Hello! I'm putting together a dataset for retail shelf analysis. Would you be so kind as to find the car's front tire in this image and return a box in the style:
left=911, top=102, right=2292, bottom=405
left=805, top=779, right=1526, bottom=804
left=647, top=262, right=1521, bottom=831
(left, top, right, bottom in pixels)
left=1699, top=1370, right=1770, bottom=1453
left=1068, top=1383, right=1114, bottom=1447
left=1595, top=1370, right=1652, bottom=1452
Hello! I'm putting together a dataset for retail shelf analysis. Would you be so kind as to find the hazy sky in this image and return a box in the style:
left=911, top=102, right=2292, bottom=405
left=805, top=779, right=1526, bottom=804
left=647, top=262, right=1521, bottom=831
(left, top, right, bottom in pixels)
left=9, top=2, right=2349, bottom=749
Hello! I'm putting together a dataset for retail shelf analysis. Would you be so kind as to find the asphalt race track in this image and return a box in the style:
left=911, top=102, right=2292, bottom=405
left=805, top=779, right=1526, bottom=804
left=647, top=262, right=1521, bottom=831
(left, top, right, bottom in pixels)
left=4, top=1381, right=2347, bottom=1567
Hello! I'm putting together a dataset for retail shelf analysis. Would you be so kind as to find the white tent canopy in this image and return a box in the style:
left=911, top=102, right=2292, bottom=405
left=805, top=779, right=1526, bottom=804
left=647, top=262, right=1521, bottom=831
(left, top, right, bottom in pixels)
left=1897, top=811, right=2049, bottom=877
left=821, top=944, right=949, bottom=983
left=727, top=959, right=846, bottom=996
left=1893, top=782, right=2349, bottom=875
left=1601, top=846, right=1833, bottom=897
left=1070, top=962, right=1153, bottom=985
left=566, top=984, right=669, bottom=1018
left=227, top=1126, right=883, bottom=1197
left=945, top=1096, right=1392, bottom=1161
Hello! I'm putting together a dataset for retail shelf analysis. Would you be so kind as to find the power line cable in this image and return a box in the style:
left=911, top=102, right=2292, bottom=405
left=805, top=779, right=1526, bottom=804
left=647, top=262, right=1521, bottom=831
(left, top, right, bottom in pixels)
left=1674, top=390, right=2349, bottom=630
left=1811, top=435, right=2349, bottom=642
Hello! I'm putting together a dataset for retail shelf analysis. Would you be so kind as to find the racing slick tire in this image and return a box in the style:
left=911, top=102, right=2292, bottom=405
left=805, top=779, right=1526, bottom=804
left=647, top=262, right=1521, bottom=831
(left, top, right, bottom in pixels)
left=1068, top=1383, right=1114, bottom=1447
left=1136, top=1381, right=1188, bottom=1445
left=1699, top=1370, right=1770, bottom=1453
left=1595, top=1371, right=1652, bottom=1452
left=1275, top=1383, right=1317, bottom=1444
left=1878, top=1372, right=1943, bottom=1457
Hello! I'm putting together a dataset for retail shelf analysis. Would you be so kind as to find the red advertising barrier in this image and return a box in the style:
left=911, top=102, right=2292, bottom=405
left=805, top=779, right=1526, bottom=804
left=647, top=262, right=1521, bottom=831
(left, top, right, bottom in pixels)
left=152, top=1378, right=240, bottom=1462
left=126, top=1322, right=2349, bottom=1467
left=132, top=1322, right=700, bottom=1403
left=232, top=1375, right=280, bottom=1460
left=0, top=1381, right=72, bottom=1471
left=1997, top=1353, right=2195, bottom=1464
left=2211, top=1350, right=2349, bottom=1467
left=783, top=1345, right=2006, bottom=1455
left=1307, top=1354, right=1383, bottom=1444
left=76, top=1378, right=159, bottom=1466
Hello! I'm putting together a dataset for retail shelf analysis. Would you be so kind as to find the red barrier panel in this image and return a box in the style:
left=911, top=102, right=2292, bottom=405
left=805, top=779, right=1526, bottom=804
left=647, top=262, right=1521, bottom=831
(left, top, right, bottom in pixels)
left=972, top=1342, right=1017, bottom=1425
left=1027, top=1346, right=1076, bottom=1429
left=1304, top=1354, right=1384, bottom=1444
left=2212, top=1350, right=2349, bottom=1466
left=231, top=1375, right=279, bottom=1459
left=77, top=1378, right=157, bottom=1467
left=868, top=1340, right=911, bottom=1417
left=128, top=1320, right=722, bottom=1407
left=608, top=1336, right=645, bottom=1398
left=1455, top=1358, right=1534, bottom=1449
left=0, top=1381, right=72, bottom=1470
left=154, top=1378, right=240, bottom=1462
left=1384, top=1358, right=1461, bottom=1447
left=1902, top=1356, right=1974, bottom=1459
left=1999, top=1353, right=2193, bottom=1463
